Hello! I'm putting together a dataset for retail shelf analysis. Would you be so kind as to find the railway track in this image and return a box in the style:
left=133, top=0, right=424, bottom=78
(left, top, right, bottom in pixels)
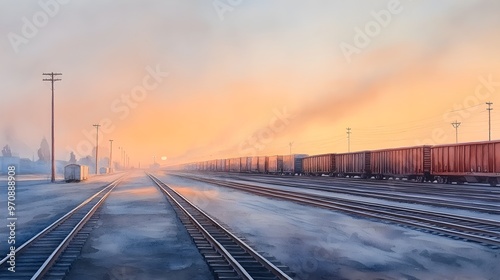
left=219, top=172, right=500, bottom=201
left=214, top=173, right=500, bottom=215
left=0, top=177, right=124, bottom=279
left=174, top=174, right=500, bottom=249
left=147, top=173, right=293, bottom=280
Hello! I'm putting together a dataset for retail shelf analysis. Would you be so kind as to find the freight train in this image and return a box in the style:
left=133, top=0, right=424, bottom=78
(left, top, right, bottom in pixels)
left=171, top=140, right=500, bottom=186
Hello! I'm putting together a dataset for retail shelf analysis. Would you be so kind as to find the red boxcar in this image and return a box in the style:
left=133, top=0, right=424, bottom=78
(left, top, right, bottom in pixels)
left=370, top=145, right=431, bottom=181
left=224, top=159, right=231, bottom=172
left=335, top=151, right=371, bottom=178
left=239, top=157, right=251, bottom=173
left=257, top=156, right=268, bottom=173
left=282, top=154, right=308, bottom=175
left=215, top=159, right=224, bottom=172
left=229, top=158, right=241, bottom=172
left=250, top=156, right=259, bottom=172
left=431, top=140, right=500, bottom=186
left=302, top=154, right=335, bottom=176
left=268, top=155, right=283, bottom=174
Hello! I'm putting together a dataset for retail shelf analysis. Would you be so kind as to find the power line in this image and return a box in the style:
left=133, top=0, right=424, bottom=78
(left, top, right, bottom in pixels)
left=449, top=103, right=484, bottom=113
left=42, top=72, right=62, bottom=183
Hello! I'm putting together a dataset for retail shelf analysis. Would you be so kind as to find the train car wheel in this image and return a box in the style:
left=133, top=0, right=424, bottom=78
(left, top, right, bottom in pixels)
left=437, top=176, right=446, bottom=184
left=488, top=178, right=497, bottom=187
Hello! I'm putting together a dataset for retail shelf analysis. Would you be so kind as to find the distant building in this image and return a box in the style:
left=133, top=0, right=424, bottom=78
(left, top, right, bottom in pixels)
left=37, top=138, right=50, bottom=163
left=20, top=158, right=34, bottom=173
left=0, top=156, right=20, bottom=174
left=150, top=162, right=161, bottom=169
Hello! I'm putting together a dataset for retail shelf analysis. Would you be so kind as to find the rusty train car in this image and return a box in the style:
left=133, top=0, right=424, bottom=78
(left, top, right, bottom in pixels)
left=170, top=140, right=500, bottom=186
left=282, top=154, right=308, bottom=175
left=335, top=151, right=371, bottom=179
left=431, top=140, right=500, bottom=186
left=267, top=155, right=283, bottom=174
left=370, top=145, right=432, bottom=182
left=302, top=154, right=335, bottom=176
left=257, top=156, right=268, bottom=173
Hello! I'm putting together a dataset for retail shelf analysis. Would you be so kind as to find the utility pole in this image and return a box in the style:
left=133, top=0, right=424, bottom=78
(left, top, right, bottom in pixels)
left=346, top=128, right=352, bottom=152
left=109, top=139, right=113, bottom=172
left=289, top=142, right=293, bottom=156
left=42, top=72, right=62, bottom=183
left=118, top=147, right=122, bottom=169
left=93, top=124, right=100, bottom=174
left=487, top=102, right=493, bottom=141
left=451, top=120, right=461, bottom=144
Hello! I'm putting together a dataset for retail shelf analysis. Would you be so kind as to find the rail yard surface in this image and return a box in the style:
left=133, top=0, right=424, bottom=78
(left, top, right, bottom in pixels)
left=1, top=171, right=498, bottom=279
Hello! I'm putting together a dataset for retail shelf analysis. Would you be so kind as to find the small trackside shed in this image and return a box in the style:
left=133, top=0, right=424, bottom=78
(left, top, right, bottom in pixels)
left=431, top=140, right=500, bottom=186
left=370, top=145, right=432, bottom=182
left=64, top=164, right=89, bottom=182
left=302, top=153, right=335, bottom=176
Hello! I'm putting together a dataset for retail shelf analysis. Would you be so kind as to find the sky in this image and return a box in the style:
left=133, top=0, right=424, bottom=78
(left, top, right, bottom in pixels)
left=1, top=0, right=500, bottom=167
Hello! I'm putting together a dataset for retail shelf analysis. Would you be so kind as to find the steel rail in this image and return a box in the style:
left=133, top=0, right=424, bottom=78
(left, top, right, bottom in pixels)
left=177, top=174, right=500, bottom=248
left=221, top=175, right=500, bottom=214
left=31, top=178, right=122, bottom=279
left=0, top=176, right=124, bottom=279
left=148, top=173, right=293, bottom=280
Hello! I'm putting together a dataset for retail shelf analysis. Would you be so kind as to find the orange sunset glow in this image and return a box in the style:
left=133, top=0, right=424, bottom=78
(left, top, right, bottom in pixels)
left=2, top=1, right=500, bottom=167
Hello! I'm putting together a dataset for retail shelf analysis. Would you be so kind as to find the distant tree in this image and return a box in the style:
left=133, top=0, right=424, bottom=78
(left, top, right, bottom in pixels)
left=69, top=152, right=77, bottom=164
left=78, top=156, right=94, bottom=167
left=37, top=138, right=50, bottom=162
left=2, top=145, right=12, bottom=157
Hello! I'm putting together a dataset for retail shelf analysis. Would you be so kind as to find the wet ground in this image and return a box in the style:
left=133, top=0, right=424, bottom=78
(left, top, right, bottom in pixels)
left=0, top=172, right=124, bottom=247
left=155, top=172, right=500, bottom=280
left=2, top=171, right=499, bottom=279
left=65, top=172, right=212, bottom=280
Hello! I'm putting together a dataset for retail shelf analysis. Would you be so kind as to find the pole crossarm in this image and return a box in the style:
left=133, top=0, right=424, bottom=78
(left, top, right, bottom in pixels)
left=451, top=120, right=461, bottom=144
